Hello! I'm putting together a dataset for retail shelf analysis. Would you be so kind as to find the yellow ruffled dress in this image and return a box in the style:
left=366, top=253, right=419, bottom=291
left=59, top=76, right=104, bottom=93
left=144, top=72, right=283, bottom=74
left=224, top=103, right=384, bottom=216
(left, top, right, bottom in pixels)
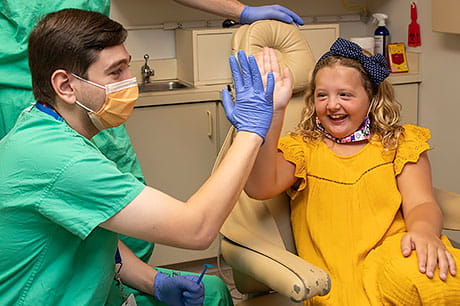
left=278, top=125, right=460, bottom=305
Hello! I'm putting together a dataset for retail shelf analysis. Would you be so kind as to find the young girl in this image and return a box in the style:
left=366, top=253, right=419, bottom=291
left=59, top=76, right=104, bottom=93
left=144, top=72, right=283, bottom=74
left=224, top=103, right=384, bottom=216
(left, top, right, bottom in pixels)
left=247, top=39, right=460, bottom=305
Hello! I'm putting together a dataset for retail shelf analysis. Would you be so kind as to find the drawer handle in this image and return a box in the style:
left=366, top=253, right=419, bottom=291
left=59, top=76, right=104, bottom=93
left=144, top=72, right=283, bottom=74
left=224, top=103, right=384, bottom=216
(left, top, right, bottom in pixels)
left=207, top=110, right=213, bottom=137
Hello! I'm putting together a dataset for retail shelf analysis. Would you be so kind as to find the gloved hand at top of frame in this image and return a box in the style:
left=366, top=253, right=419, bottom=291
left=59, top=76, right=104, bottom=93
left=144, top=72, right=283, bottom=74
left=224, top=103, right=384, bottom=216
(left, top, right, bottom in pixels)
left=154, top=271, right=204, bottom=306
left=221, top=50, right=274, bottom=142
left=239, top=5, right=304, bottom=26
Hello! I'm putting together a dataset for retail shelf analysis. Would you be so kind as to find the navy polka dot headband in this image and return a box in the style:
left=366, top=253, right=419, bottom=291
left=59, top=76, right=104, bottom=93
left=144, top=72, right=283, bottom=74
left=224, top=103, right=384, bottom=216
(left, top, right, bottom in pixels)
left=318, top=37, right=390, bottom=86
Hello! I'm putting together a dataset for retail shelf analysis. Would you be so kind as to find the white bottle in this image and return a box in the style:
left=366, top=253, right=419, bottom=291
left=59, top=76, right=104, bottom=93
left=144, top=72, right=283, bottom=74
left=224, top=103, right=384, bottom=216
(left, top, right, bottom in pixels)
left=372, top=13, right=390, bottom=58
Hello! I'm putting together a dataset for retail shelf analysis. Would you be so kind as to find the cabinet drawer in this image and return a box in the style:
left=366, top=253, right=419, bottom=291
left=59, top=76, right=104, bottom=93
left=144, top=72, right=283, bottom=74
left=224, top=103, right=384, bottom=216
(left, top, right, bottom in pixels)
left=176, top=28, right=235, bottom=86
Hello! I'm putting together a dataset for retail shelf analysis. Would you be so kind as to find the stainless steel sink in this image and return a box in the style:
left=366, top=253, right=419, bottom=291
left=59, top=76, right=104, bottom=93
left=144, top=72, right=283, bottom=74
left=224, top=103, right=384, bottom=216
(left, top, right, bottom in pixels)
left=138, top=80, right=190, bottom=93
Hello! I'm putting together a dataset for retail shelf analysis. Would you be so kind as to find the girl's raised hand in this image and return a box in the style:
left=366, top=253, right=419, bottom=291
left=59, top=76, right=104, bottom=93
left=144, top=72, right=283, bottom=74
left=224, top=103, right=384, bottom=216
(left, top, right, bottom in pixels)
left=256, top=47, right=293, bottom=112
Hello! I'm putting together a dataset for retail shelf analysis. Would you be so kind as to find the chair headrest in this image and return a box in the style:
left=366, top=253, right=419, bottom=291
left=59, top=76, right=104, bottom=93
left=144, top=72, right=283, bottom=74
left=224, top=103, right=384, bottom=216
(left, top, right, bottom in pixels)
left=232, top=20, right=315, bottom=94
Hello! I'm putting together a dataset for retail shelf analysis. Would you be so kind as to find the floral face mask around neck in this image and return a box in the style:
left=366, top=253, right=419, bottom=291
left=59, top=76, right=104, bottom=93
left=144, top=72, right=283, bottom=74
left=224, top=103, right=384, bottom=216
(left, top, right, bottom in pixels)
left=315, top=115, right=371, bottom=144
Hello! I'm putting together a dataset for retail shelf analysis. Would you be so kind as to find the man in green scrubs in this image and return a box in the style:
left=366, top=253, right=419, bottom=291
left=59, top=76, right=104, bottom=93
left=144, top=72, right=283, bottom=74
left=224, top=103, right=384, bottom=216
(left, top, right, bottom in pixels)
left=0, top=6, right=281, bottom=305
left=0, top=1, right=302, bottom=305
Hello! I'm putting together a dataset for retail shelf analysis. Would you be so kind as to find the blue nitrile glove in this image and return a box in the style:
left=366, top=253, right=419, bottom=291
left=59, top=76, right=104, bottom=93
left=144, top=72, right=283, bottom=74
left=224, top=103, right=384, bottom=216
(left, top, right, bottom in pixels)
left=222, top=50, right=274, bottom=141
left=239, top=5, right=304, bottom=26
left=154, top=272, right=204, bottom=306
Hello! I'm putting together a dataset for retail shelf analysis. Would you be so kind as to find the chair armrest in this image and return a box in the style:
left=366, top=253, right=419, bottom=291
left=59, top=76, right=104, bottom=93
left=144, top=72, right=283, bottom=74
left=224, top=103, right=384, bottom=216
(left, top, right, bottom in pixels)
left=434, top=187, right=460, bottom=231
left=221, top=238, right=331, bottom=302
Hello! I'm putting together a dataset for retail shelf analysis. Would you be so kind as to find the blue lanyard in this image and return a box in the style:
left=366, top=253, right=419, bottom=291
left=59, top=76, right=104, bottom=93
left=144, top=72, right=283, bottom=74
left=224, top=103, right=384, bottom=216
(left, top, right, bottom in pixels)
left=115, top=248, right=122, bottom=264
left=35, top=102, right=64, bottom=122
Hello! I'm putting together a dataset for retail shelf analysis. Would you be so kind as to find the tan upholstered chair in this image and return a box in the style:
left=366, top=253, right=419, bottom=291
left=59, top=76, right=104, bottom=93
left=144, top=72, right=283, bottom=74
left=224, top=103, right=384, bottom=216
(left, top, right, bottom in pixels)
left=215, top=20, right=460, bottom=305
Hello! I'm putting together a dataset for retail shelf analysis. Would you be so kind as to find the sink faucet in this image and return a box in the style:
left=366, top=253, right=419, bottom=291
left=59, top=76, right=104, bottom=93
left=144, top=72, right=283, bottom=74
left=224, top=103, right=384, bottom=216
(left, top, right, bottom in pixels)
left=141, top=54, right=154, bottom=84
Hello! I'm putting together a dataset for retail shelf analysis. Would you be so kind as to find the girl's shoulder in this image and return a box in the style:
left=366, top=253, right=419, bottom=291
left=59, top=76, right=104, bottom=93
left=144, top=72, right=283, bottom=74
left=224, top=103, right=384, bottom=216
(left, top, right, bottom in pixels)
left=394, top=124, right=431, bottom=175
left=401, top=124, right=431, bottom=143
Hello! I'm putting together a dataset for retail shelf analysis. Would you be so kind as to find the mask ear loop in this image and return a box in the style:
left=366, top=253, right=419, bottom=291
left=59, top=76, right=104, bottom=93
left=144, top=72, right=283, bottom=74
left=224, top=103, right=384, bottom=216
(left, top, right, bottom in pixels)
left=75, top=100, right=96, bottom=113
left=71, top=73, right=105, bottom=114
left=71, top=73, right=106, bottom=90
left=366, top=98, right=375, bottom=117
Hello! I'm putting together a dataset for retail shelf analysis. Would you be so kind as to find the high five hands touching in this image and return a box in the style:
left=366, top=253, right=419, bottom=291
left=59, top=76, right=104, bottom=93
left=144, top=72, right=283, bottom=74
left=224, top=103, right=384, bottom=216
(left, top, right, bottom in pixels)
left=256, top=47, right=293, bottom=113
left=222, top=48, right=293, bottom=142
left=222, top=50, right=274, bottom=141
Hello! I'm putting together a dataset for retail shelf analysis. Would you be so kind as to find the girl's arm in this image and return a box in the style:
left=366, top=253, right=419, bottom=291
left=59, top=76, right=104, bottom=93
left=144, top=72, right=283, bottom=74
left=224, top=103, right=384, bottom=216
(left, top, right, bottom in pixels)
left=245, top=48, right=298, bottom=200
left=397, top=151, right=456, bottom=280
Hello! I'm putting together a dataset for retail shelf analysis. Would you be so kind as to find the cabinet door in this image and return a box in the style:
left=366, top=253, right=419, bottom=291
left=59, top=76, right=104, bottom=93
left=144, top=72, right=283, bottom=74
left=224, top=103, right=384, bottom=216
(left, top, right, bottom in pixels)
left=126, top=102, right=218, bottom=201
left=393, top=83, right=419, bottom=125
left=126, top=102, right=220, bottom=266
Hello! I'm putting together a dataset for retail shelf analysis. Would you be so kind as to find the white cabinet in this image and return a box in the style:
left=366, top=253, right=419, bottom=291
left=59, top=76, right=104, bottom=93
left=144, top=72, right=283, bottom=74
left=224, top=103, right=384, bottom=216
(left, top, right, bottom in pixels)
left=393, top=83, right=419, bottom=125
left=126, top=101, right=218, bottom=201
left=176, top=28, right=235, bottom=87
left=175, top=24, right=340, bottom=87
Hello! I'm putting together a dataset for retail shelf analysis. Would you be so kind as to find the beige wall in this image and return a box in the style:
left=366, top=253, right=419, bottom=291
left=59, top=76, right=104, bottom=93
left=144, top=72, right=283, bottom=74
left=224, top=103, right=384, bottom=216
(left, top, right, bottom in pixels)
left=369, top=0, right=460, bottom=193
left=111, top=0, right=368, bottom=26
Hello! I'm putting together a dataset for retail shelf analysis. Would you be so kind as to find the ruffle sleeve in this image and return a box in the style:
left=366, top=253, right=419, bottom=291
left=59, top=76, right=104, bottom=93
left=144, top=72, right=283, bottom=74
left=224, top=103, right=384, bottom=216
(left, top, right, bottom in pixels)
left=394, top=124, right=431, bottom=175
left=278, top=135, right=309, bottom=198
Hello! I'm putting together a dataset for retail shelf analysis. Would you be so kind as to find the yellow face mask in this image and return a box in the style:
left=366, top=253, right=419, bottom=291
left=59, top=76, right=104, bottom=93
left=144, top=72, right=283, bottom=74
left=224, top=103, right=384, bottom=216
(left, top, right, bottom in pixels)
left=72, top=73, right=139, bottom=130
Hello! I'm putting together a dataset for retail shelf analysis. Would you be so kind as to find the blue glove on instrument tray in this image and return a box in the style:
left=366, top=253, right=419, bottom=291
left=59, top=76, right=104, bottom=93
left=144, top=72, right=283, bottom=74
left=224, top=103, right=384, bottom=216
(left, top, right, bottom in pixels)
left=239, top=5, right=304, bottom=26
left=222, top=50, right=274, bottom=142
left=154, top=271, right=204, bottom=306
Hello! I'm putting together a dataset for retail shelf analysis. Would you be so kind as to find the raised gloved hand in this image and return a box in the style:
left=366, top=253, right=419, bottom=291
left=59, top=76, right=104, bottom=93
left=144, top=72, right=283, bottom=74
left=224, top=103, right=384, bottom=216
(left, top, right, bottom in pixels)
left=222, top=50, right=274, bottom=141
left=154, top=272, right=204, bottom=306
left=239, top=5, right=304, bottom=26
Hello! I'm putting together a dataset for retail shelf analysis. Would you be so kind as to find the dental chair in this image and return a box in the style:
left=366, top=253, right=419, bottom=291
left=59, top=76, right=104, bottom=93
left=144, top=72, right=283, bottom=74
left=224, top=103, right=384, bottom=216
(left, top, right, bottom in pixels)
left=214, top=20, right=329, bottom=305
left=214, top=20, right=460, bottom=305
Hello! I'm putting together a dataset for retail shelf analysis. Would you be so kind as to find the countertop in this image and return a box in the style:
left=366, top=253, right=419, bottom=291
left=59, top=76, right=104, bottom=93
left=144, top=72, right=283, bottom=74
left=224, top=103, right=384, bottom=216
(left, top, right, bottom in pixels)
left=137, top=72, right=422, bottom=107
left=137, top=84, right=224, bottom=107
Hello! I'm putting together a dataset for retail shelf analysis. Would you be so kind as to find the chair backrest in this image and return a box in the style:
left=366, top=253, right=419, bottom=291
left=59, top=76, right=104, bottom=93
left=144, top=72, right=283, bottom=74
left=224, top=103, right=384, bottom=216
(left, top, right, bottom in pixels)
left=214, top=20, right=317, bottom=294
left=232, top=20, right=315, bottom=94
left=219, top=20, right=316, bottom=255
left=217, top=127, right=296, bottom=254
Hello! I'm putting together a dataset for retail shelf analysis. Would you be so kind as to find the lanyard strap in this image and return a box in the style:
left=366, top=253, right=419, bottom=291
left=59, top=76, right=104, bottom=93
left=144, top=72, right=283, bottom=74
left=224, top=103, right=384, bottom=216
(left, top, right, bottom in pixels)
left=35, top=102, right=64, bottom=121
left=115, top=248, right=122, bottom=264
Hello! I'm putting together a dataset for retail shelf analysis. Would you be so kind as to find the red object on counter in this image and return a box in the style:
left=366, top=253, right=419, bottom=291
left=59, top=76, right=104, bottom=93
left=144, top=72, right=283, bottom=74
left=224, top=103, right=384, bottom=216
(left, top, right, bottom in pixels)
left=408, top=2, right=421, bottom=47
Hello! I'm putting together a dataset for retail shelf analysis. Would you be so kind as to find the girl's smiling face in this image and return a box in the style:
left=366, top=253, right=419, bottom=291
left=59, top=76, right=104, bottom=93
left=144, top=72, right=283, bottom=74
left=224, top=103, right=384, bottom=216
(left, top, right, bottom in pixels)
left=314, top=64, right=371, bottom=139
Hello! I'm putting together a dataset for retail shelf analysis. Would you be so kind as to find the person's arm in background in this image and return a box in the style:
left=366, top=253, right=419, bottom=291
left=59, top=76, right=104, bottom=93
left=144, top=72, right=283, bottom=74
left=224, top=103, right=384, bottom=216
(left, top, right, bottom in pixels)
left=173, top=0, right=304, bottom=25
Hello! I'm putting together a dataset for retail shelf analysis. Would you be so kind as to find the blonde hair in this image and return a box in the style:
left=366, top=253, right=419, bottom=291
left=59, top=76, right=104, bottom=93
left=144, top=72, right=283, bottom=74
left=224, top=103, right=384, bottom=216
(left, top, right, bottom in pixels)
left=290, top=55, right=404, bottom=150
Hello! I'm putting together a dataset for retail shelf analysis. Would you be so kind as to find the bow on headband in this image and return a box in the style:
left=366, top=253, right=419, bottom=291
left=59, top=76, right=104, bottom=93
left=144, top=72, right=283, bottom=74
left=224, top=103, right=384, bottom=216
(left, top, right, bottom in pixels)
left=318, top=38, right=390, bottom=86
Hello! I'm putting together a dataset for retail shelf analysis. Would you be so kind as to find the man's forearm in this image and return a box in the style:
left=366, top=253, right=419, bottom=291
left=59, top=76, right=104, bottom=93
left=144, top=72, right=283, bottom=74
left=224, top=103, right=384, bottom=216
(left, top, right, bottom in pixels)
left=117, top=240, right=156, bottom=296
left=174, top=0, right=245, bottom=20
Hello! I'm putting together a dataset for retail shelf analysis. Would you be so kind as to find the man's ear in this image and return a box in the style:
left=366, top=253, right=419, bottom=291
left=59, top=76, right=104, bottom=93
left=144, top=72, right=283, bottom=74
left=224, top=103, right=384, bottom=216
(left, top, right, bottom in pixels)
left=51, top=69, right=76, bottom=105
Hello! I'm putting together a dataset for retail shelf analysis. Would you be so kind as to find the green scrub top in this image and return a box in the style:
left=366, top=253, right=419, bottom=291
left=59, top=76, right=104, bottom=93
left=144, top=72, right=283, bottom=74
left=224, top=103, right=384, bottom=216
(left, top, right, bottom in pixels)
left=0, top=0, right=155, bottom=260
left=0, top=105, right=145, bottom=305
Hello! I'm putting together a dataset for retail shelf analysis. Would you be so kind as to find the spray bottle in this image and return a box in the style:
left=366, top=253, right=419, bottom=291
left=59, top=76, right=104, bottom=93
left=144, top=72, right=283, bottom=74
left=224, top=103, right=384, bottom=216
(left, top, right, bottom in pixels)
left=372, top=13, right=390, bottom=59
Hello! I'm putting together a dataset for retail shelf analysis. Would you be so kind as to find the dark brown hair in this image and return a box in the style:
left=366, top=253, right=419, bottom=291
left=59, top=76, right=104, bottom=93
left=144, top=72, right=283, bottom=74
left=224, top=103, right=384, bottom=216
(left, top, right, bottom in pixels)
left=28, top=8, right=127, bottom=104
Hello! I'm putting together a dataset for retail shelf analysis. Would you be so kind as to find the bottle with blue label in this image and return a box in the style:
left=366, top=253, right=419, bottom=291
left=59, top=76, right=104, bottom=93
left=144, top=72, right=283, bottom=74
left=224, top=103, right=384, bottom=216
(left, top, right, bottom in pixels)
left=372, top=13, right=389, bottom=58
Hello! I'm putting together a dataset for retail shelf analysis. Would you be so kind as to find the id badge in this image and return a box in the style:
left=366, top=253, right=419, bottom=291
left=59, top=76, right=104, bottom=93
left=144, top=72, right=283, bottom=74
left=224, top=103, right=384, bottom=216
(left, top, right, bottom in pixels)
left=121, top=293, right=137, bottom=306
